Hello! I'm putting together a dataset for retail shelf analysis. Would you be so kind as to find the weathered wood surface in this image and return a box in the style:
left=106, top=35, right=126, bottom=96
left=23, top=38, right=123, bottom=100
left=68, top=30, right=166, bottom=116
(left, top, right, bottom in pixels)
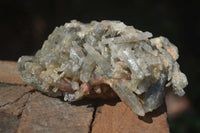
left=0, top=61, right=170, bottom=133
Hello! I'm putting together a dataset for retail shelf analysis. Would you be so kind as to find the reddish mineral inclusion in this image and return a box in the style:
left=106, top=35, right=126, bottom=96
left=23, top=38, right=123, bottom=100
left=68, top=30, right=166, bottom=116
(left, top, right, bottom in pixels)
left=18, top=20, right=188, bottom=116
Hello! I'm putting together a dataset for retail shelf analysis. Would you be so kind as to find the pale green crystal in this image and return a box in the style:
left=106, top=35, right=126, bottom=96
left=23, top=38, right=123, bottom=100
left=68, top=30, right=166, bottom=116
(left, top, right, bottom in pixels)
left=18, top=20, right=188, bottom=116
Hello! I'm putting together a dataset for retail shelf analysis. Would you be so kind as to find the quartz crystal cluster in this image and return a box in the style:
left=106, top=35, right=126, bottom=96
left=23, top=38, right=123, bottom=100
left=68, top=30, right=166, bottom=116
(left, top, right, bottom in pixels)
left=18, top=20, right=188, bottom=116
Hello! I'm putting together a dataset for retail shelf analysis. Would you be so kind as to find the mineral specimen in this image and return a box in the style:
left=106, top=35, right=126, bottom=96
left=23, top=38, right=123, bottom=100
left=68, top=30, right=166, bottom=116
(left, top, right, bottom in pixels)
left=18, top=20, right=188, bottom=116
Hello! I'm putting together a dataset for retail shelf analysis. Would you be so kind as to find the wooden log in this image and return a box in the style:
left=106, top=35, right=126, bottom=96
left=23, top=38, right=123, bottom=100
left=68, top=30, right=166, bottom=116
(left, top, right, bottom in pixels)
left=0, top=61, right=170, bottom=133
left=92, top=101, right=169, bottom=133
left=0, top=61, right=23, bottom=84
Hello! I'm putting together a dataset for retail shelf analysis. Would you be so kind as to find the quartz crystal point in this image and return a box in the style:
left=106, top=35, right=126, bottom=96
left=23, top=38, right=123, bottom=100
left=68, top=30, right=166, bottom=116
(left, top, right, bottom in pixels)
left=18, top=20, right=188, bottom=116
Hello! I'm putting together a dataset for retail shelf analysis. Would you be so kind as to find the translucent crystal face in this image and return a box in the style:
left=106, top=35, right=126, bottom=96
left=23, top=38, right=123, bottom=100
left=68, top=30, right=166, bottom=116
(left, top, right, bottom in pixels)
left=18, top=20, right=188, bottom=116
